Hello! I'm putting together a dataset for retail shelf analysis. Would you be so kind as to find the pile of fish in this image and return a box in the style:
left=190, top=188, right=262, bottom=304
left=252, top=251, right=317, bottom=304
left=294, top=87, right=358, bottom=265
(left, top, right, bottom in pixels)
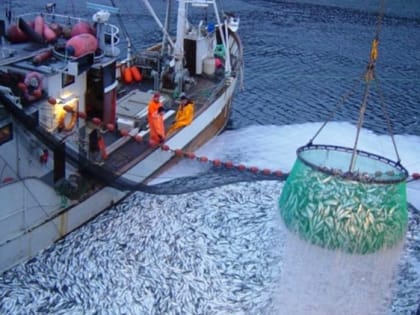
left=0, top=179, right=418, bottom=314
left=0, top=182, right=284, bottom=314
left=279, top=160, right=407, bottom=254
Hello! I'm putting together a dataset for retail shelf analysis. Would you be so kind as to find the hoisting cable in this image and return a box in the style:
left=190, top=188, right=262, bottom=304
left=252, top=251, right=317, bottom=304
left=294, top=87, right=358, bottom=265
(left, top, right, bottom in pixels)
left=307, top=79, right=361, bottom=145
left=348, top=0, right=385, bottom=172
left=374, top=77, right=402, bottom=164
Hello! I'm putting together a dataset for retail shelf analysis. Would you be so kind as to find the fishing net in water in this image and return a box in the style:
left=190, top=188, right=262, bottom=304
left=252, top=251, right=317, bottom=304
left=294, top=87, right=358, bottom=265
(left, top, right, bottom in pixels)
left=279, top=144, right=408, bottom=254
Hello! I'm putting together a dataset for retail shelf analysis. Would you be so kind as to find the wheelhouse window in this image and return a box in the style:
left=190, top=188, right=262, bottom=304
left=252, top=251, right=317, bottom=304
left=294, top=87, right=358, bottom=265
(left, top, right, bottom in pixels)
left=0, top=123, right=13, bottom=146
left=62, top=73, right=75, bottom=88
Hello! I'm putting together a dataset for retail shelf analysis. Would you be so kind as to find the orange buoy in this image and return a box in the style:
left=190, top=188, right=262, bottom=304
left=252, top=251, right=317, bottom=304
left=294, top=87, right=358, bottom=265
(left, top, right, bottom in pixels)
left=134, top=134, right=143, bottom=142
left=120, top=129, right=129, bottom=137
left=213, top=159, right=221, bottom=167
left=66, top=33, right=98, bottom=57
left=237, top=164, right=246, bottom=171
left=185, top=152, right=195, bottom=159
left=106, top=123, right=115, bottom=132
left=6, top=24, right=29, bottom=43
left=18, top=82, right=27, bottom=91
left=17, top=18, right=43, bottom=44
left=224, top=161, right=233, bottom=168
left=274, top=170, right=283, bottom=177
left=48, top=96, right=57, bottom=105
left=262, top=168, right=271, bottom=175
left=250, top=166, right=259, bottom=174
left=130, top=66, right=142, bottom=82
left=33, top=50, right=52, bottom=65
left=71, top=21, right=95, bottom=37
left=34, top=16, right=44, bottom=37
left=123, top=67, right=133, bottom=84
left=43, top=23, right=57, bottom=43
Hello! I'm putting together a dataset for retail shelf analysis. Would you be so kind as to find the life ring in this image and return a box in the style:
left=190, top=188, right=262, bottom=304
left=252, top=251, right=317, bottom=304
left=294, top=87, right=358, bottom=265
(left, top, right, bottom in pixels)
left=58, top=105, right=77, bottom=131
left=23, top=72, right=43, bottom=102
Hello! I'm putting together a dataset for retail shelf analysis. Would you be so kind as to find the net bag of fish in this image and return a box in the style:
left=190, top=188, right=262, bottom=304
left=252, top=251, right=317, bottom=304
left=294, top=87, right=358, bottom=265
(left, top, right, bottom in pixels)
left=279, top=144, right=408, bottom=254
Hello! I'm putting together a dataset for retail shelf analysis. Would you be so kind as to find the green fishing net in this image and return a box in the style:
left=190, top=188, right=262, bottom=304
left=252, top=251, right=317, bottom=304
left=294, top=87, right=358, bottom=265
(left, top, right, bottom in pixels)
left=279, top=145, right=408, bottom=254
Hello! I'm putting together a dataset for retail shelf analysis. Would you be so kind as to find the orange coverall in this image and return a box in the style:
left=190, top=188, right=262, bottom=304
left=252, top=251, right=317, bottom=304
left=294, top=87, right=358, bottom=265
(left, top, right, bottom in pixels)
left=149, top=110, right=165, bottom=145
left=167, top=100, right=194, bottom=135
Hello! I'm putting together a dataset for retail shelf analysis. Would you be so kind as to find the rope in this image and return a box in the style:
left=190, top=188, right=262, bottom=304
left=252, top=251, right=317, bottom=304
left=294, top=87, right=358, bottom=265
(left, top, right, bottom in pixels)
left=349, top=80, right=372, bottom=172
left=373, top=77, right=402, bottom=163
left=308, top=78, right=361, bottom=145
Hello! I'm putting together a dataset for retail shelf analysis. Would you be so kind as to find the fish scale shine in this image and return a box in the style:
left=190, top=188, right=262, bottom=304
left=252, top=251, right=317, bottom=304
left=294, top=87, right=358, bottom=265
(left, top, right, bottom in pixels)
left=0, top=180, right=417, bottom=313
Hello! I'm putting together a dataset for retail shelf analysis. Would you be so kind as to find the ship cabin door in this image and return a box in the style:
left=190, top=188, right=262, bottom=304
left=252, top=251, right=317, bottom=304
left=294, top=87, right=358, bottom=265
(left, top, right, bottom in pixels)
left=85, top=60, right=117, bottom=125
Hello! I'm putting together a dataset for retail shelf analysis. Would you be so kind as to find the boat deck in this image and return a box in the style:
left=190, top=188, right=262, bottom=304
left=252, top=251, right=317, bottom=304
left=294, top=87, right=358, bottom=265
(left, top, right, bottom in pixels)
left=100, top=74, right=223, bottom=175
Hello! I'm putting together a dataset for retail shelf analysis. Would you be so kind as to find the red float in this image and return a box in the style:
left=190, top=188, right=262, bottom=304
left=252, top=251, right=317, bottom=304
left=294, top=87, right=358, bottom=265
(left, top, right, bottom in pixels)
left=18, top=82, right=27, bottom=91
left=224, top=161, right=233, bottom=168
left=70, top=21, right=95, bottom=37
left=120, top=129, right=129, bottom=137
left=134, top=134, right=143, bottom=142
left=43, top=23, right=57, bottom=43
left=123, top=67, right=133, bottom=84
left=237, top=164, right=246, bottom=171
left=161, top=144, right=170, bottom=151
left=48, top=96, right=57, bottom=105
left=34, top=15, right=44, bottom=37
left=175, top=149, right=183, bottom=157
left=249, top=166, right=259, bottom=174
left=274, top=170, right=283, bottom=177
left=213, top=159, right=221, bottom=167
left=66, top=33, right=98, bottom=57
left=199, top=156, right=208, bottom=163
left=106, top=123, right=115, bottom=132
left=185, top=152, right=196, bottom=159
left=33, top=50, right=52, bottom=65
left=412, top=172, right=420, bottom=180
left=6, top=24, right=29, bottom=43
left=262, top=168, right=271, bottom=175
left=130, top=66, right=142, bottom=82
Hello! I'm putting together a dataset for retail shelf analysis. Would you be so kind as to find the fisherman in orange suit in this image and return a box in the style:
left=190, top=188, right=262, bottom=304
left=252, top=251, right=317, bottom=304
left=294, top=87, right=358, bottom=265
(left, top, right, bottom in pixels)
left=167, top=94, right=194, bottom=135
left=149, top=106, right=166, bottom=145
left=148, top=92, right=162, bottom=127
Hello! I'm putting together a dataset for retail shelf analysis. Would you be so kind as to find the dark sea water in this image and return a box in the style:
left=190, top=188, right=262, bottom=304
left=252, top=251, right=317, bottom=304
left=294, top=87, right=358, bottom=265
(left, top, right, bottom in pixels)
left=1, top=1, right=420, bottom=314
left=14, top=0, right=420, bottom=136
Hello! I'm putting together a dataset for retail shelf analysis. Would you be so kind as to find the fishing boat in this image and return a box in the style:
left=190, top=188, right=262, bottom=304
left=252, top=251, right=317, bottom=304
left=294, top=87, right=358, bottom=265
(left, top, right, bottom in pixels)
left=0, top=0, right=243, bottom=273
